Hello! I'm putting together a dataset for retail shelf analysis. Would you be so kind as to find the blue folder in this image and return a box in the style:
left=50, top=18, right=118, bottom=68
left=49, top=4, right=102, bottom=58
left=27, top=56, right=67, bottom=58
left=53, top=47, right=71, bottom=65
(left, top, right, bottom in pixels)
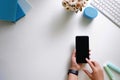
left=18, top=0, right=31, bottom=13
left=0, top=0, right=31, bottom=22
left=15, top=0, right=32, bottom=22
left=15, top=3, right=25, bottom=22
left=0, top=0, right=18, bottom=21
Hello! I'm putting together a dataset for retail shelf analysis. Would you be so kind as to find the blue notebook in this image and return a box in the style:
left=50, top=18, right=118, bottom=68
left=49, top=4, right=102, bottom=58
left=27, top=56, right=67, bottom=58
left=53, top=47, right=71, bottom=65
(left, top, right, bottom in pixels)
left=0, top=0, right=18, bottom=21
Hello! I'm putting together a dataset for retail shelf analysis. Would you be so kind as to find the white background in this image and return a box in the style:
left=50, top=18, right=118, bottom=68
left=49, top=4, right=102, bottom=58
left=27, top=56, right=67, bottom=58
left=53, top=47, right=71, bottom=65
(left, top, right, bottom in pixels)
left=0, top=0, right=120, bottom=80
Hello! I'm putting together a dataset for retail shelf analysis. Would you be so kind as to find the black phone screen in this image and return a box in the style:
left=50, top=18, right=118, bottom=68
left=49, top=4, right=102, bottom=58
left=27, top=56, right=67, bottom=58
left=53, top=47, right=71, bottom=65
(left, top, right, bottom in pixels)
left=76, top=36, right=89, bottom=63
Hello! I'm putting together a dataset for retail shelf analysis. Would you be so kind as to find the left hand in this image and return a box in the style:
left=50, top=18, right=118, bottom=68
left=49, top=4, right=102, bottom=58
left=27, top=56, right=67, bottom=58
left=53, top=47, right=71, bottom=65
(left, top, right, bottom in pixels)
left=70, top=49, right=82, bottom=71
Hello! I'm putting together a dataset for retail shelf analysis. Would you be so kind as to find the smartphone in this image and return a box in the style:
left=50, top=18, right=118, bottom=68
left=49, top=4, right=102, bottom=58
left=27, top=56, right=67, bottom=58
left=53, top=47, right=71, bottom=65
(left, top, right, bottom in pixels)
left=76, top=36, right=89, bottom=63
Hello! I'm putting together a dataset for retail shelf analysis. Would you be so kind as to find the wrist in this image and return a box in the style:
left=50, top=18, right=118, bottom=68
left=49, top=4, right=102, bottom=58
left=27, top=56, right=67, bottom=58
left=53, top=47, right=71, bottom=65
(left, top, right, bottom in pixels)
left=68, top=69, right=79, bottom=76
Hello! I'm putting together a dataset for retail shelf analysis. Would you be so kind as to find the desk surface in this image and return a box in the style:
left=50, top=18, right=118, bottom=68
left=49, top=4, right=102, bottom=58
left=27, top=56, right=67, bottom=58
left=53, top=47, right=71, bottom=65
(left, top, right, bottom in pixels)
left=0, top=0, right=120, bottom=80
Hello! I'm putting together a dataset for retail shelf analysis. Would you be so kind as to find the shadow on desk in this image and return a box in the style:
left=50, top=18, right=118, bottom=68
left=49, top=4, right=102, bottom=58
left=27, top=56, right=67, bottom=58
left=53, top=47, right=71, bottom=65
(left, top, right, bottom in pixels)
left=79, top=15, right=93, bottom=27
left=0, top=21, right=14, bottom=28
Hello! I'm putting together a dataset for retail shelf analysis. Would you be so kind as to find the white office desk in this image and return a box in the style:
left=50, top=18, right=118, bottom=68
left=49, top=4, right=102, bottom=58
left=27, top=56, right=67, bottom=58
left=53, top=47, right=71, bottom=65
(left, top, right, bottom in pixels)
left=0, top=0, right=120, bottom=80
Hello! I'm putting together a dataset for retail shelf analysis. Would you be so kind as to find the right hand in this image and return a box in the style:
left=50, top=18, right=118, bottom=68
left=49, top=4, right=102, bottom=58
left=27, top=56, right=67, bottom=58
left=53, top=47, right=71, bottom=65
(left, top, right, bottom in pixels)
left=83, top=58, right=104, bottom=80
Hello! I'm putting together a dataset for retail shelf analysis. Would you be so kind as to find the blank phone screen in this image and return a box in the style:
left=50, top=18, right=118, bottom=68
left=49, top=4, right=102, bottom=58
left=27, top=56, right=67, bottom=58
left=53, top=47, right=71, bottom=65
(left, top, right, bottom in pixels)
left=76, top=36, right=89, bottom=63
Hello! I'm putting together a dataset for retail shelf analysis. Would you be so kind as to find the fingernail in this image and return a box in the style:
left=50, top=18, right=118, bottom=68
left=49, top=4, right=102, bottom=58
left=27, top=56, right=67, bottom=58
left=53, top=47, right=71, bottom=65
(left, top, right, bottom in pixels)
left=86, top=58, right=88, bottom=60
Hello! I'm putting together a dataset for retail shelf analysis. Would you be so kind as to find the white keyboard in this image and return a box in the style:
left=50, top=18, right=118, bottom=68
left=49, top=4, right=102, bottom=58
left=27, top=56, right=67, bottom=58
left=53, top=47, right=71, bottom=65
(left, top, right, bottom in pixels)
left=91, top=0, right=120, bottom=28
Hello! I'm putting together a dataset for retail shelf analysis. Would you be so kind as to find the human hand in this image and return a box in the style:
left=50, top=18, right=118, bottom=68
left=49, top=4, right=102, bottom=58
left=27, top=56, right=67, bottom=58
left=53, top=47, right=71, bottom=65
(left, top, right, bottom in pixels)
left=83, top=58, right=104, bottom=80
left=70, top=49, right=82, bottom=71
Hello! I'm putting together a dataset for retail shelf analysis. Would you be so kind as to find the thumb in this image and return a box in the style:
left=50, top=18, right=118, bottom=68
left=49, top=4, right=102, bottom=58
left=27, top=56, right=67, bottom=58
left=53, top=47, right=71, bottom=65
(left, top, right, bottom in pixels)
left=83, top=69, right=92, bottom=79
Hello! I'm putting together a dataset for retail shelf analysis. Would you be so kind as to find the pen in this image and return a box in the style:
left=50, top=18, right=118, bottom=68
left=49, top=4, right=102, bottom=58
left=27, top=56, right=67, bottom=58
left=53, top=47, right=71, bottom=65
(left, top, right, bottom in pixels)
left=103, top=64, right=116, bottom=80
left=107, top=62, right=120, bottom=74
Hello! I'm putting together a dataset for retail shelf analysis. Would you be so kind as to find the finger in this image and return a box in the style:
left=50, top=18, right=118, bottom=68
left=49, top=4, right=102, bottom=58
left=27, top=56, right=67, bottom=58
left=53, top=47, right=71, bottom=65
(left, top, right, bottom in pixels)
left=91, top=60, right=100, bottom=67
left=89, top=50, right=91, bottom=52
left=86, top=58, right=95, bottom=70
left=72, top=49, right=76, bottom=57
left=89, top=50, right=91, bottom=55
left=71, top=49, right=77, bottom=63
left=83, top=69, right=92, bottom=78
